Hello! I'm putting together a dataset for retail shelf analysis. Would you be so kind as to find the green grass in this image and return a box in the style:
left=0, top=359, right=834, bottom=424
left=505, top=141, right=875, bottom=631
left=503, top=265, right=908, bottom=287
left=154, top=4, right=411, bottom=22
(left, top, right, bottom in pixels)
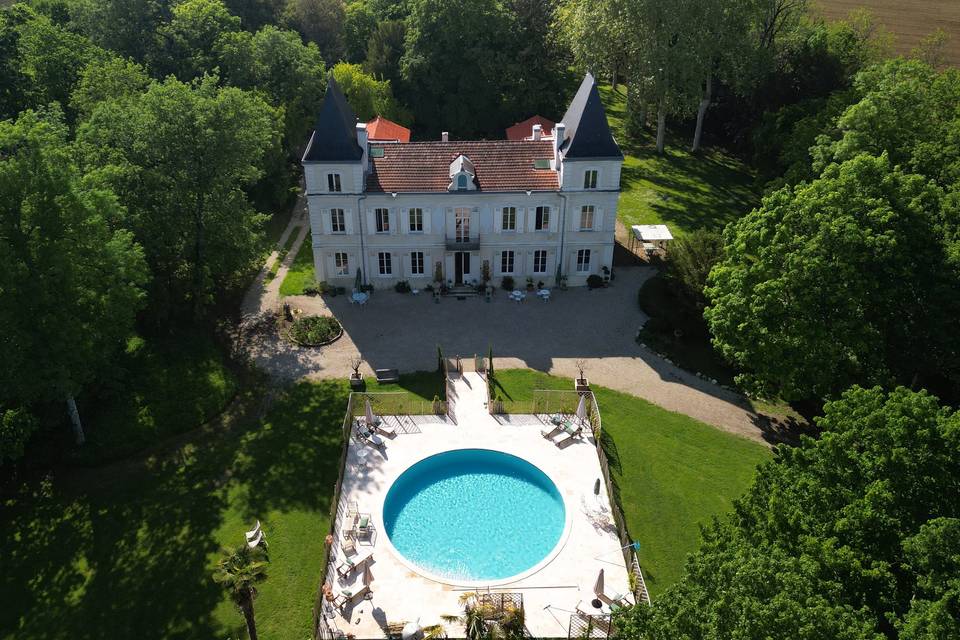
left=598, top=85, right=759, bottom=236
left=2, top=375, right=439, bottom=640
left=75, top=330, right=238, bottom=465
left=491, top=369, right=770, bottom=596
left=278, top=239, right=315, bottom=296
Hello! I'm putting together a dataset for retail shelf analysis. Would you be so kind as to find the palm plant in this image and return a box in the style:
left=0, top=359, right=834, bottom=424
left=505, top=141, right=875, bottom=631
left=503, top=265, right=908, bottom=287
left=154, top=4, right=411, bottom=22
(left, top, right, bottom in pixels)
left=212, top=544, right=269, bottom=640
left=441, top=593, right=490, bottom=640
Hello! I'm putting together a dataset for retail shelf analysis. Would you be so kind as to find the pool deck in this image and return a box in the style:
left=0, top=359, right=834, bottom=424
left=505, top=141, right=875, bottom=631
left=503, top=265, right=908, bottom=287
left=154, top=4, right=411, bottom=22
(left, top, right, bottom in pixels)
left=322, top=372, right=633, bottom=638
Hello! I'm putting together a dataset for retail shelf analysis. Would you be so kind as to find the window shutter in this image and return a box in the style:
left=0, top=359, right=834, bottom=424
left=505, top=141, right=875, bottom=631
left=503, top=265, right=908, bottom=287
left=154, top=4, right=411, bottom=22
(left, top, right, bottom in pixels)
left=406, top=252, right=413, bottom=276
left=594, top=207, right=603, bottom=232
left=549, top=206, right=559, bottom=233
left=422, top=208, right=432, bottom=234
left=344, top=208, right=354, bottom=235
left=366, top=209, right=375, bottom=233
left=321, top=209, right=332, bottom=235
left=494, top=207, right=502, bottom=234
left=516, top=207, right=526, bottom=233
left=400, top=208, right=408, bottom=235
left=424, top=253, right=431, bottom=278
left=445, top=207, right=453, bottom=237
left=390, top=208, right=398, bottom=235
left=470, top=207, right=479, bottom=239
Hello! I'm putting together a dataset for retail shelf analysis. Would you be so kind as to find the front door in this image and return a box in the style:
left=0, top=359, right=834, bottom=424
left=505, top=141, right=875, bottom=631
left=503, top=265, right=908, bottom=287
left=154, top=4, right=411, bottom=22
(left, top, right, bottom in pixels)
left=454, top=252, right=470, bottom=285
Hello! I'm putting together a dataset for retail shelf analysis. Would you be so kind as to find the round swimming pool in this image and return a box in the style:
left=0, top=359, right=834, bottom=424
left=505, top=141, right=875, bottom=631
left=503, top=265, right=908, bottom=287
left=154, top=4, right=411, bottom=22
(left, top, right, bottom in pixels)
left=382, top=449, right=566, bottom=583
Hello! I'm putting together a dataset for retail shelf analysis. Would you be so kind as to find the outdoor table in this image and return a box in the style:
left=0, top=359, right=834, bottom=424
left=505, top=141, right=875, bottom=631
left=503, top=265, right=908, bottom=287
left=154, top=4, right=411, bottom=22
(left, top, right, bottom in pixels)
left=351, top=292, right=369, bottom=305
left=537, top=289, right=551, bottom=301
left=509, top=290, right=526, bottom=303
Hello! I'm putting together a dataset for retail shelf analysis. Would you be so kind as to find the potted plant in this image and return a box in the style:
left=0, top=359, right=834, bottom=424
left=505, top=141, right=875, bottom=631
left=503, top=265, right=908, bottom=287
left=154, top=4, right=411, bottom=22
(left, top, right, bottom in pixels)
left=501, top=276, right=514, bottom=291
left=349, top=356, right=364, bottom=390
left=525, top=277, right=534, bottom=292
left=602, top=265, right=611, bottom=286
left=559, top=275, right=568, bottom=291
left=575, top=359, right=590, bottom=391
left=537, top=280, right=545, bottom=290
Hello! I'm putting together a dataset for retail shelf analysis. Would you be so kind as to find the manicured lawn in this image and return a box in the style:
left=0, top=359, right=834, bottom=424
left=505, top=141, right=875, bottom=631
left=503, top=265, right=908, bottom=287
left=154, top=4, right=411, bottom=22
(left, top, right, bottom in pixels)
left=1, top=375, right=440, bottom=640
left=75, top=330, right=238, bottom=465
left=491, top=369, right=770, bottom=596
left=279, top=238, right=315, bottom=296
left=598, top=85, right=759, bottom=236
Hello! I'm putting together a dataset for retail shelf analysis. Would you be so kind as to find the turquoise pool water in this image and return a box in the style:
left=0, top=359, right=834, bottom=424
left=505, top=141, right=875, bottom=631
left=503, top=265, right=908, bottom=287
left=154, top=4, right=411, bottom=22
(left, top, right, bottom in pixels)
left=382, top=449, right=566, bottom=582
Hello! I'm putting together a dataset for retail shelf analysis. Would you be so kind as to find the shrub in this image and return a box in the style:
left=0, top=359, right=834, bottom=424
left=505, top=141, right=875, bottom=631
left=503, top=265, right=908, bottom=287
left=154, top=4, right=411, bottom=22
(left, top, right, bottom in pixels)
left=288, top=316, right=341, bottom=346
left=587, top=274, right=604, bottom=289
left=501, top=276, right=515, bottom=291
left=394, top=280, right=411, bottom=293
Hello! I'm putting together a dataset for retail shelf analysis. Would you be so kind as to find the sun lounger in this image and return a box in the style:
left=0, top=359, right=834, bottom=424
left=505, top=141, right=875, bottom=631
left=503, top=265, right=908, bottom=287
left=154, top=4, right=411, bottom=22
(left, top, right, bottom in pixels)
left=373, top=421, right=396, bottom=437
left=334, top=584, right=372, bottom=611
left=598, top=591, right=630, bottom=609
left=336, top=552, right=373, bottom=579
left=555, top=426, right=583, bottom=447
left=541, top=423, right=565, bottom=439
left=375, top=368, right=400, bottom=383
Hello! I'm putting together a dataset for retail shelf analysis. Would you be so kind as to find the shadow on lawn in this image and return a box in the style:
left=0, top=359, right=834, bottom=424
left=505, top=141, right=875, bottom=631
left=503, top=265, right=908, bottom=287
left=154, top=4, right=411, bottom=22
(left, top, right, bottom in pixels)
left=0, top=380, right=354, bottom=640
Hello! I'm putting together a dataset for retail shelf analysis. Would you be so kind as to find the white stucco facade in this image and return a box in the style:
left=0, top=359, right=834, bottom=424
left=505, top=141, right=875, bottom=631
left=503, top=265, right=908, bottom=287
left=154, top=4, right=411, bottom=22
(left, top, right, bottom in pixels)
left=303, top=154, right=621, bottom=289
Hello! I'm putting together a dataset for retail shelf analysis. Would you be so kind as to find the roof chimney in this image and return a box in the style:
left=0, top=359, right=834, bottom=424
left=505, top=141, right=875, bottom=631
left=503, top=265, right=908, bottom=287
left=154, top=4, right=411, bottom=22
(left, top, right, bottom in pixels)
left=441, top=131, right=449, bottom=142
left=553, top=122, right=566, bottom=159
left=356, top=122, right=369, bottom=171
left=532, top=123, right=542, bottom=141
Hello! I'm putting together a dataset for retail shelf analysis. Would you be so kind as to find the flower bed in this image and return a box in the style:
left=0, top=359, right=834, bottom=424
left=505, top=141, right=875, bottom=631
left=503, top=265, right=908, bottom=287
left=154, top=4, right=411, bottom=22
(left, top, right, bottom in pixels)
left=288, top=315, right=342, bottom=347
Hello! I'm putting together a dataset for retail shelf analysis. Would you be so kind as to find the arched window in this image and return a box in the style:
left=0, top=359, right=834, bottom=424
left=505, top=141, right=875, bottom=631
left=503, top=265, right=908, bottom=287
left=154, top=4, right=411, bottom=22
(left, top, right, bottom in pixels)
left=457, top=174, right=468, bottom=190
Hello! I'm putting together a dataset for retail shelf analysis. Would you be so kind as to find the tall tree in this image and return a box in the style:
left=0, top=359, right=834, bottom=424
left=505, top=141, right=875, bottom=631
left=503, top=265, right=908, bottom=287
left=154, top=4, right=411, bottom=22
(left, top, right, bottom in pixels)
left=153, top=0, right=241, bottom=79
left=67, top=0, right=169, bottom=63
left=400, top=0, right=519, bottom=137
left=70, top=55, right=150, bottom=119
left=215, top=25, right=327, bottom=152
left=331, top=61, right=406, bottom=123
left=282, top=0, right=346, bottom=65
left=365, top=19, right=405, bottom=90
left=0, top=109, right=148, bottom=446
left=614, top=385, right=960, bottom=639
left=705, top=153, right=960, bottom=401
left=212, top=545, right=269, bottom=640
left=343, top=0, right=377, bottom=63
left=77, top=76, right=281, bottom=322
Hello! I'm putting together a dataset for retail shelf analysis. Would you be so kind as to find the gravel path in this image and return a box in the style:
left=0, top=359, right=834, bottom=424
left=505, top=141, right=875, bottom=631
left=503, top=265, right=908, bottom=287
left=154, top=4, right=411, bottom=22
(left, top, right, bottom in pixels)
left=239, top=220, right=781, bottom=445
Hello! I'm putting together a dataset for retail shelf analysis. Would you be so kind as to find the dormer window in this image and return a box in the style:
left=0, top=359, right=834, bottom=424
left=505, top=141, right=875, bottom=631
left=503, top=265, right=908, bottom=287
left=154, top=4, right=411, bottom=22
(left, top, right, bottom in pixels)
left=584, top=170, right=598, bottom=189
left=448, top=154, right=477, bottom=191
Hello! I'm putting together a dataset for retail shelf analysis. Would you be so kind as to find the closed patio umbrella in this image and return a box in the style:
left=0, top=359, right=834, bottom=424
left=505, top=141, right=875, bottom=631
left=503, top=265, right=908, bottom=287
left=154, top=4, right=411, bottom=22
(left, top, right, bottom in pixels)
left=593, top=568, right=605, bottom=596
left=575, top=394, right=588, bottom=425
left=364, top=397, right=380, bottom=427
left=363, top=561, right=373, bottom=587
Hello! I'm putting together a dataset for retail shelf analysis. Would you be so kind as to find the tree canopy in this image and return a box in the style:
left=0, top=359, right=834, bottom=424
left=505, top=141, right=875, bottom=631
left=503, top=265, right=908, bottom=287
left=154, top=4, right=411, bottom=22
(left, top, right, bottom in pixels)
left=77, top=75, right=280, bottom=320
left=0, top=109, right=148, bottom=452
left=705, top=153, right=960, bottom=401
left=614, top=385, right=960, bottom=639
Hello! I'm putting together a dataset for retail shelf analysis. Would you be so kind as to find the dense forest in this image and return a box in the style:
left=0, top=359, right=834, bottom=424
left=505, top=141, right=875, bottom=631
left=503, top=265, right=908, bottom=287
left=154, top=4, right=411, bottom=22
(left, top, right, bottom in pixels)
left=2, top=0, right=960, bottom=637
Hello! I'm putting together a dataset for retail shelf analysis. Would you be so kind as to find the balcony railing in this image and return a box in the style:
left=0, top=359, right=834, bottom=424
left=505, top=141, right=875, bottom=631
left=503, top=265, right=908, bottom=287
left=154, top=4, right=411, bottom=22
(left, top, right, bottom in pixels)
left=445, top=236, right=480, bottom=251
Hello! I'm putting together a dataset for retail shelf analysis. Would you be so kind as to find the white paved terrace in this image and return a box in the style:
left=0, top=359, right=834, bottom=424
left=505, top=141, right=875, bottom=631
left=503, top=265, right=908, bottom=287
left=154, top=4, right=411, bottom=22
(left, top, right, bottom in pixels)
left=322, top=372, right=632, bottom=639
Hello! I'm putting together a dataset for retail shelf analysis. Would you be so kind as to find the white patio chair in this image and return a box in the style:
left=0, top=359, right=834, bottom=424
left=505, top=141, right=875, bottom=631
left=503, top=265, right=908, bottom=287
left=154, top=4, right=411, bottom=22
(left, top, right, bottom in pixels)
left=245, top=520, right=261, bottom=542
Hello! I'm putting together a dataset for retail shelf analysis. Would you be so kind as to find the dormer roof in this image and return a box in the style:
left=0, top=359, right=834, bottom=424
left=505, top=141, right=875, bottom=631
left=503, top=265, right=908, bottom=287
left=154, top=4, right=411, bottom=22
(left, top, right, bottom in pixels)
left=303, top=76, right=364, bottom=163
left=449, top=154, right=475, bottom=178
left=558, top=73, right=623, bottom=160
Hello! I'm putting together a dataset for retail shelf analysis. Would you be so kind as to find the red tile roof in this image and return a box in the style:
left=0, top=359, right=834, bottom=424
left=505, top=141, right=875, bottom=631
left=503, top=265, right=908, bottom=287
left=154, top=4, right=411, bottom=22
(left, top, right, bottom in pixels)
left=367, top=141, right=558, bottom=192
left=505, top=115, right=555, bottom=141
left=366, top=116, right=411, bottom=143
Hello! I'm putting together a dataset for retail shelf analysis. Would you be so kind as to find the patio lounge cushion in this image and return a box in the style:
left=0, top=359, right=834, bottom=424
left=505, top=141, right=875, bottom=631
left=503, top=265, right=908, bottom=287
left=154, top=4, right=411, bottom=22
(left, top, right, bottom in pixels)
left=375, top=368, right=400, bottom=383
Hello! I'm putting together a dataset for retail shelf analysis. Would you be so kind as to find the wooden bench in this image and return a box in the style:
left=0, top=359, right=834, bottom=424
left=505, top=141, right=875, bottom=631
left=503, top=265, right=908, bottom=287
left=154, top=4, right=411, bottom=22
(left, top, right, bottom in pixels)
left=375, top=368, right=400, bottom=383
